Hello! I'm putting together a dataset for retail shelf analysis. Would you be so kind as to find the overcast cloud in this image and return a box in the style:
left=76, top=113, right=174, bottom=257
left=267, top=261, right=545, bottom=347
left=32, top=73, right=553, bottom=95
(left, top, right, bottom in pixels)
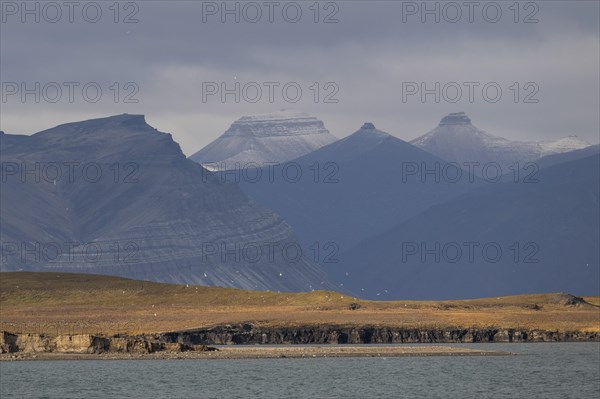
left=1, top=0, right=598, bottom=155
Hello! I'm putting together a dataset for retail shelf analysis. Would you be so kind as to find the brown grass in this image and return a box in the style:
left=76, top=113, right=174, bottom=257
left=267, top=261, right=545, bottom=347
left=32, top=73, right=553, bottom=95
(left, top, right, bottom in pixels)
left=1, top=272, right=598, bottom=335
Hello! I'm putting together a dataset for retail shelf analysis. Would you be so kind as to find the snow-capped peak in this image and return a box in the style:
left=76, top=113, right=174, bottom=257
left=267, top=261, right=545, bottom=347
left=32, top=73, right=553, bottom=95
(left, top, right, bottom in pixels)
left=411, top=112, right=593, bottom=170
left=222, top=109, right=331, bottom=138
left=411, top=112, right=502, bottom=148
left=189, top=110, right=338, bottom=170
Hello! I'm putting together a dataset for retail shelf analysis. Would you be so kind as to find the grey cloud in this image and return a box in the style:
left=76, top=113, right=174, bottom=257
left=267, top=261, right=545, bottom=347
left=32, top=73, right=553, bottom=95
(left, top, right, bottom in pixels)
left=1, top=0, right=598, bottom=154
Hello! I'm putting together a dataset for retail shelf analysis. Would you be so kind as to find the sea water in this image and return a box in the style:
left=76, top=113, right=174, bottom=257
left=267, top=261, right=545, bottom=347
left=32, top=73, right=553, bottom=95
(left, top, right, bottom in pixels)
left=1, top=343, right=598, bottom=399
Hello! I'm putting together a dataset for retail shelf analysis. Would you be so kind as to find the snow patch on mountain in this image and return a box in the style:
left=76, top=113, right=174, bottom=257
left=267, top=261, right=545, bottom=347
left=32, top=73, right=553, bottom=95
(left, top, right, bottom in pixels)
left=539, top=136, right=591, bottom=157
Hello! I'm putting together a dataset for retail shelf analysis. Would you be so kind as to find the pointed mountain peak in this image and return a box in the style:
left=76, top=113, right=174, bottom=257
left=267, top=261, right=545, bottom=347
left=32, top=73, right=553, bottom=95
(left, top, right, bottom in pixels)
left=354, top=122, right=390, bottom=138
left=361, top=122, right=376, bottom=130
left=439, top=112, right=471, bottom=126
left=346, top=122, right=395, bottom=146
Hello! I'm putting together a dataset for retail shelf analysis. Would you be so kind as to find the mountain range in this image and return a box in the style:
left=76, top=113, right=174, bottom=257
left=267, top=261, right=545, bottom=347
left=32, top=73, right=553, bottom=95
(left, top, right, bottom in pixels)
left=231, top=113, right=597, bottom=298
left=1, top=111, right=597, bottom=299
left=238, top=122, right=478, bottom=252
left=0, top=114, right=332, bottom=292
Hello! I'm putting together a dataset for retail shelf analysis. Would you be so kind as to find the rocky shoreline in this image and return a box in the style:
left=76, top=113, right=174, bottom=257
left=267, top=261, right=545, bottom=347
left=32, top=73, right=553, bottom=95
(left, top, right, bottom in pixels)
left=1, top=345, right=511, bottom=361
left=1, top=324, right=597, bottom=360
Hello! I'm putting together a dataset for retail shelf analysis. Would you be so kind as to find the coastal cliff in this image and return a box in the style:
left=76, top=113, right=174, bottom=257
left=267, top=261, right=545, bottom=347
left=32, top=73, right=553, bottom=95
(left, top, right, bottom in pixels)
left=159, top=324, right=600, bottom=345
left=0, top=331, right=215, bottom=355
left=2, top=324, right=598, bottom=355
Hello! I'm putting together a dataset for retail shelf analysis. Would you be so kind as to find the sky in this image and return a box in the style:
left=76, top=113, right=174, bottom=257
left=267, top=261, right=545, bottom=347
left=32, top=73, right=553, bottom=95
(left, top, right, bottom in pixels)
left=1, top=0, right=599, bottom=156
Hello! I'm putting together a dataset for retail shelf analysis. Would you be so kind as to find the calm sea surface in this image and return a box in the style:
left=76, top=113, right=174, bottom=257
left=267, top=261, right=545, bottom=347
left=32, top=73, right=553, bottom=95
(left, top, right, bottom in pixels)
left=1, top=343, right=599, bottom=399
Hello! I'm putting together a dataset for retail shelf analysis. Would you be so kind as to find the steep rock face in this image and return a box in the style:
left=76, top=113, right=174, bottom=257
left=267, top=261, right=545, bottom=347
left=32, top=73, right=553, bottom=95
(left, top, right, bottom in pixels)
left=0, top=114, right=332, bottom=292
left=412, top=112, right=591, bottom=173
left=189, top=110, right=337, bottom=170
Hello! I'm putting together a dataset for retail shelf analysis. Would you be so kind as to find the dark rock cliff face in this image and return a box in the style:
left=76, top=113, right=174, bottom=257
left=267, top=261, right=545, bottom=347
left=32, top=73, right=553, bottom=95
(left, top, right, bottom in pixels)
left=2, top=324, right=598, bottom=354
left=156, top=324, right=599, bottom=345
